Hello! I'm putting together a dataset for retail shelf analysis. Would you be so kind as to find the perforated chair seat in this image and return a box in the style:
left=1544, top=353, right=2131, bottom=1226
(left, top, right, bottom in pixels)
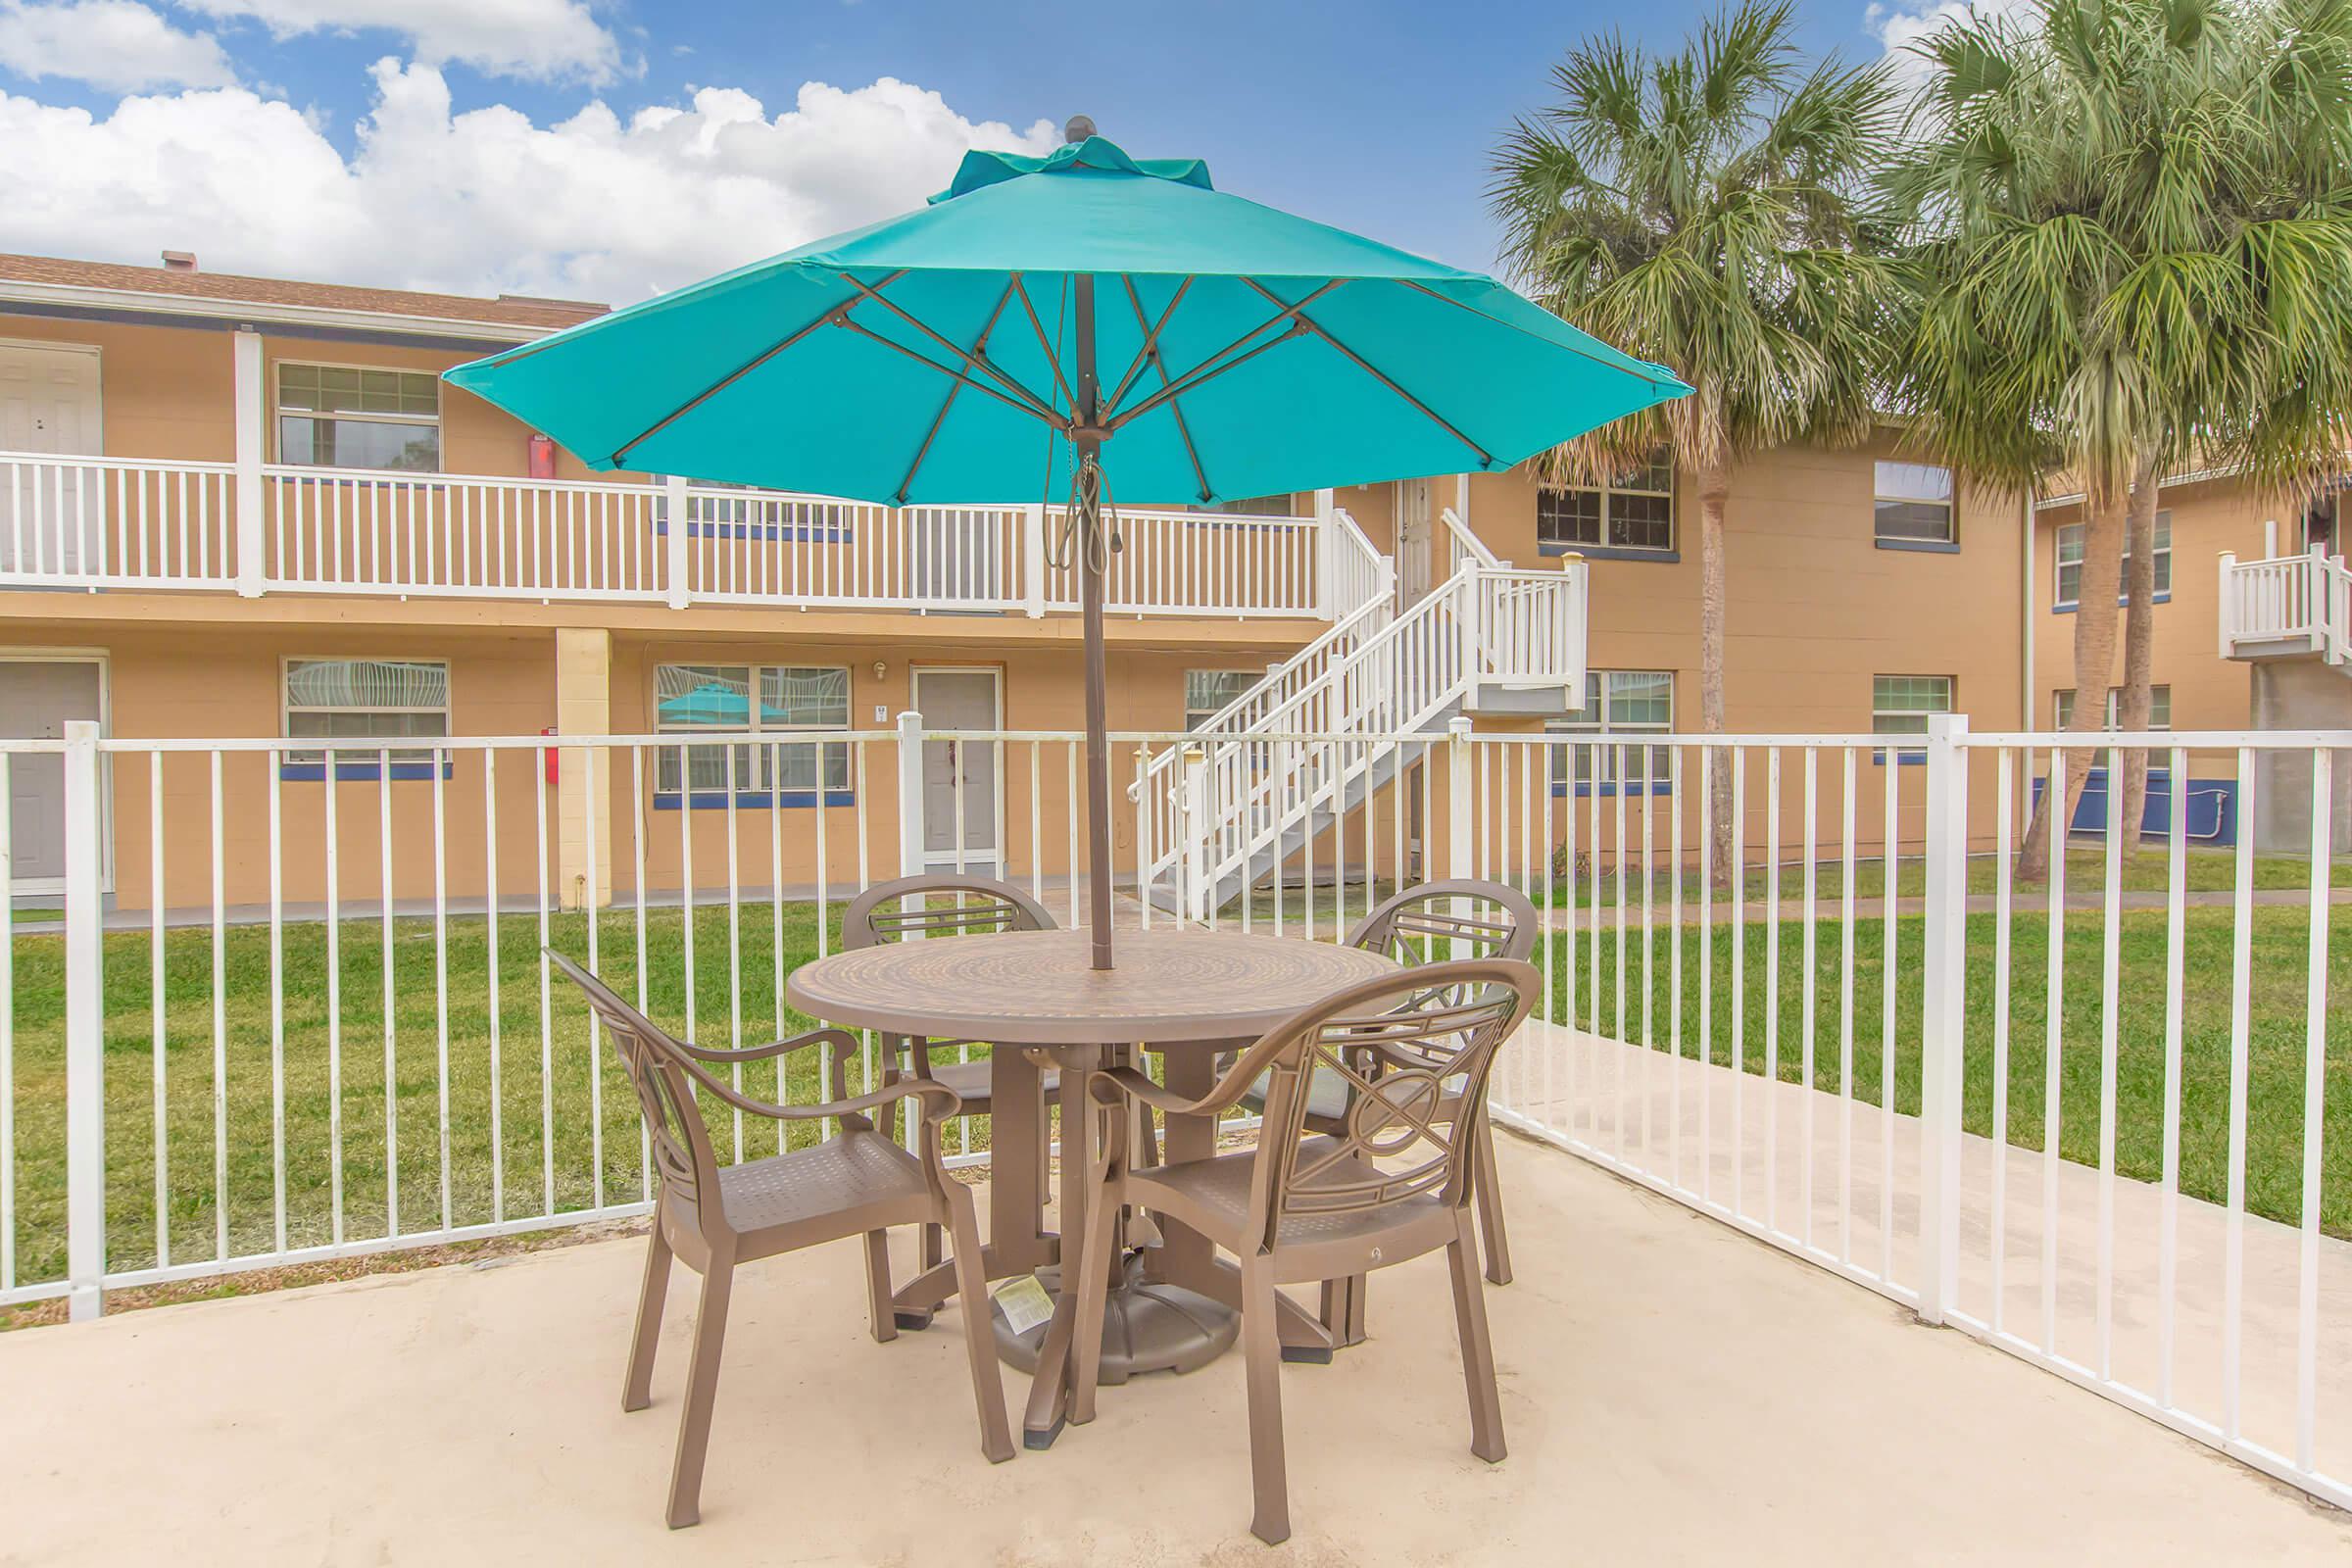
left=1138, top=1139, right=1450, bottom=1251
left=917, top=1056, right=1058, bottom=1111
left=716, top=1129, right=928, bottom=1238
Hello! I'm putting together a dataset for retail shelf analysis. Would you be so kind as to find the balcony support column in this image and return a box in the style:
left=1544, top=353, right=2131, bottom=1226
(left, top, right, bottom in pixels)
left=232, top=328, right=265, bottom=597
left=554, top=626, right=614, bottom=910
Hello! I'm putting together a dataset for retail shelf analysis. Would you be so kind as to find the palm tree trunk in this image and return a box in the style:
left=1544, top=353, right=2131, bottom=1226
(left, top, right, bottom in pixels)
left=2017, top=475, right=2129, bottom=881
left=2116, top=451, right=2162, bottom=858
left=1698, top=452, right=1734, bottom=889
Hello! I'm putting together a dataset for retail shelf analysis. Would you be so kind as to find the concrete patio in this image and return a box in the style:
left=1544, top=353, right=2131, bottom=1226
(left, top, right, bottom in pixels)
left=6, top=1136, right=2348, bottom=1565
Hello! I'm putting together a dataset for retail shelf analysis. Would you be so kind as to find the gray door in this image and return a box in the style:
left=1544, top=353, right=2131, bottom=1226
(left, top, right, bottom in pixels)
left=913, top=668, right=1001, bottom=874
left=0, top=661, right=103, bottom=883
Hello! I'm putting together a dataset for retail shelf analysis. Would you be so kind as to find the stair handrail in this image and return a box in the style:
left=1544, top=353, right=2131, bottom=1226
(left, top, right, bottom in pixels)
left=1441, top=505, right=1502, bottom=572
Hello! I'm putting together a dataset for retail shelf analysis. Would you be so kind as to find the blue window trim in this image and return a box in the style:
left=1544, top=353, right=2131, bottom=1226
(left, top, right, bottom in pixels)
left=1875, top=536, right=1960, bottom=555
left=655, top=788, right=858, bottom=811
left=2054, top=591, right=2170, bottom=614
left=1870, top=745, right=1930, bottom=767
left=1539, top=540, right=1679, bottom=564
left=279, top=760, right=453, bottom=782
left=652, top=518, right=853, bottom=544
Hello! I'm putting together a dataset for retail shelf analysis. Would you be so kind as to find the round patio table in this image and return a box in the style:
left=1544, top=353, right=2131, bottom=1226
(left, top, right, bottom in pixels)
left=787, top=926, right=1395, bottom=1447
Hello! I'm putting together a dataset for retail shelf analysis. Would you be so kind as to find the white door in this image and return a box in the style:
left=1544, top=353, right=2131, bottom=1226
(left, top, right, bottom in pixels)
left=913, top=668, right=1002, bottom=875
left=0, top=342, right=104, bottom=576
left=1397, top=478, right=1432, bottom=603
left=0, top=659, right=105, bottom=887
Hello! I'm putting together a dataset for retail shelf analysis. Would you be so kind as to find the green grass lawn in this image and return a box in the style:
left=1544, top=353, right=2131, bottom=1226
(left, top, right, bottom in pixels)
left=1535, top=901, right=2352, bottom=1235
left=0, top=891, right=2343, bottom=1299
left=1535, top=845, right=2352, bottom=909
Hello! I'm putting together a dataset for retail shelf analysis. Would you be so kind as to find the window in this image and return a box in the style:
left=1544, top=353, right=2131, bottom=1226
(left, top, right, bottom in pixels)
left=1185, top=669, right=1260, bottom=730
left=1549, top=670, right=1674, bottom=792
left=1872, top=674, right=1952, bottom=762
left=276, top=363, right=440, bottom=471
left=653, top=664, right=850, bottom=803
left=1874, top=462, right=1954, bottom=546
left=282, top=658, right=450, bottom=778
left=1537, top=450, right=1675, bottom=556
left=2054, top=685, right=2172, bottom=731
left=2055, top=511, right=2171, bottom=609
left=1200, top=495, right=1297, bottom=518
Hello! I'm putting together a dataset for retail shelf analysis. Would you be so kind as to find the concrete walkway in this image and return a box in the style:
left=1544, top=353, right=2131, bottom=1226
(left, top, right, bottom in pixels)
left=4, top=1138, right=2347, bottom=1564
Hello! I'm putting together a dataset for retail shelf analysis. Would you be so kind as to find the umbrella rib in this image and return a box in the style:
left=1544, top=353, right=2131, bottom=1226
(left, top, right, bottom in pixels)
left=894, top=277, right=1021, bottom=505
left=1103, top=279, right=1342, bottom=427
left=1242, top=278, right=1494, bottom=467
left=1008, top=275, right=1078, bottom=417
left=1120, top=275, right=1212, bottom=503
left=1393, top=278, right=1686, bottom=388
left=607, top=269, right=907, bottom=467
left=1105, top=322, right=1303, bottom=434
left=832, top=270, right=1061, bottom=424
left=833, top=316, right=1065, bottom=430
left=1102, top=276, right=1195, bottom=415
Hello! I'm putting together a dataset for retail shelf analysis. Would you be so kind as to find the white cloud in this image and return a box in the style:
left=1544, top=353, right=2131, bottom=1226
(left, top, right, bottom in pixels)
left=1866, top=0, right=2042, bottom=87
left=0, top=61, right=1057, bottom=302
left=176, top=0, right=624, bottom=84
left=0, top=0, right=236, bottom=91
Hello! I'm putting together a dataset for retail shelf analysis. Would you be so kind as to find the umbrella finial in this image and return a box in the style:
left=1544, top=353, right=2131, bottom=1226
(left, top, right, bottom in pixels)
left=1063, top=115, right=1096, bottom=144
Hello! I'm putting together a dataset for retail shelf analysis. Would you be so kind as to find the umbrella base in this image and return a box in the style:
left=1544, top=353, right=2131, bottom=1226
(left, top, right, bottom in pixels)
left=993, top=1256, right=1239, bottom=1383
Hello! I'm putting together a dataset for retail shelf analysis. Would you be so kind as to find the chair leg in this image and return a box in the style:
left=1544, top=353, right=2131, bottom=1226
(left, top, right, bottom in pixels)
left=863, top=1229, right=898, bottom=1344
left=1474, top=1121, right=1513, bottom=1287
left=1446, top=1212, right=1506, bottom=1465
left=666, top=1256, right=736, bottom=1529
left=622, top=1221, right=672, bottom=1413
left=1241, top=1255, right=1291, bottom=1545
left=943, top=1183, right=1015, bottom=1464
left=1068, top=1167, right=1123, bottom=1426
left=1318, top=1272, right=1368, bottom=1349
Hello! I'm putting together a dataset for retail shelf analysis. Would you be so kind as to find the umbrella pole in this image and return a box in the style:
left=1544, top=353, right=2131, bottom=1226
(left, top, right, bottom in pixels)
left=1074, top=274, right=1115, bottom=970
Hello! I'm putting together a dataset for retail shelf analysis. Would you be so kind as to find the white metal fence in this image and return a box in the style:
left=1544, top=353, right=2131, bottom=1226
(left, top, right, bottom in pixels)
left=0, top=451, right=1357, bottom=619
left=0, top=717, right=2344, bottom=1513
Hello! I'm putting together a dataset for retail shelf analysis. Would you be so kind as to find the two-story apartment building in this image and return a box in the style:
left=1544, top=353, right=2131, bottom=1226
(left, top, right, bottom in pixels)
left=2, top=249, right=2046, bottom=913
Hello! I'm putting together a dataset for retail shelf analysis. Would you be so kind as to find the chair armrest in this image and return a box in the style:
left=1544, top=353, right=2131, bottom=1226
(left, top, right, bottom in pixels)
left=668, top=1026, right=858, bottom=1066
left=1087, top=1062, right=1255, bottom=1120
left=664, top=1046, right=960, bottom=1126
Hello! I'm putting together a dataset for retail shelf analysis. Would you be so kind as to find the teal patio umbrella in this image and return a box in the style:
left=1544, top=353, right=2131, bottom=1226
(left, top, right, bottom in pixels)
left=448, top=119, right=1687, bottom=969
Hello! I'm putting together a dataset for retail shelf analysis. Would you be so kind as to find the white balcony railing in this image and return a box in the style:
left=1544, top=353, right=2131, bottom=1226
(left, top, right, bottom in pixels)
left=0, top=451, right=1344, bottom=619
left=2218, top=548, right=2352, bottom=668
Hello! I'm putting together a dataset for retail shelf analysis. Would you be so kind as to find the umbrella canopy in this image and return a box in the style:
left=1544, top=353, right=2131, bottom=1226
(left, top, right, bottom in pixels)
left=447, top=124, right=1688, bottom=967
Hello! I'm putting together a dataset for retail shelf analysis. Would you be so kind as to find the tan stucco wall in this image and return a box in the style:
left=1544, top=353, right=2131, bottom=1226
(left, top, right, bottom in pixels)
left=2032, top=474, right=2274, bottom=735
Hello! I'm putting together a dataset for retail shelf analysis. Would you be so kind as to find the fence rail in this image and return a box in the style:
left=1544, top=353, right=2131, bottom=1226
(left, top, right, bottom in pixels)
left=0, top=717, right=2345, bottom=1513
left=1, top=451, right=1347, bottom=620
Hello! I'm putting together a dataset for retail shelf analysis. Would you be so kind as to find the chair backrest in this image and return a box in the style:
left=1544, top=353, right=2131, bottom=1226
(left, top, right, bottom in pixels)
left=843, top=872, right=1056, bottom=950
left=546, top=950, right=723, bottom=1235
left=1233, top=958, right=1538, bottom=1254
left=1346, top=878, right=1539, bottom=966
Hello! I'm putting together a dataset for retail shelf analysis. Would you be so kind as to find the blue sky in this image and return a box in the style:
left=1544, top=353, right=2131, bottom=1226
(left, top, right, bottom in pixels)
left=0, top=0, right=1946, bottom=299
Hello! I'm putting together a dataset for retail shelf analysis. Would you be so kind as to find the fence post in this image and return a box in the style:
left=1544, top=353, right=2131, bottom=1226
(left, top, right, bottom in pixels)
left=1917, top=710, right=1969, bottom=1325
left=1023, top=505, right=1048, bottom=617
left=1458, top=569, right=1484, bottom=692
left=1181, top=744, right=1210, bottom=923
left=896, top=710, right=925, bottom=879
left=1313, top=488, right=1336, bottom=620
left=662, top=475, right=691, bottom=611
left=63, top=719, right=105, bottom=1321
left=232, top=328, right=266, bottom=597
left=2216, top=551, right=2236, bottom=657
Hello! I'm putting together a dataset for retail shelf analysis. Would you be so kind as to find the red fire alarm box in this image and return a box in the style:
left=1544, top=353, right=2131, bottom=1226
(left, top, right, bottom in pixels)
left=527, top=433, right=558, bottom=480
left=540, top=726, right=559, bottom=783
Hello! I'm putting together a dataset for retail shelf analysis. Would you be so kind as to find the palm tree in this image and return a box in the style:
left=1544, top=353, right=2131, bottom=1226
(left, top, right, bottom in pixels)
left=1490, top=0, right=1900, bottom=883
left=1888, top=0, right=2352, bottom=878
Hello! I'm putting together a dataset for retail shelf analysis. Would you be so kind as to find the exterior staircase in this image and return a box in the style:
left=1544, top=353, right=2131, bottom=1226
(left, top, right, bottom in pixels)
left=1134, top=507, right=1588, bottom=919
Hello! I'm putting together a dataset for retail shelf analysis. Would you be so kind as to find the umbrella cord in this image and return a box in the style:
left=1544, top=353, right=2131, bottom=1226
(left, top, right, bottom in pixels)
left=1038, top=272, right=1119, bottom=576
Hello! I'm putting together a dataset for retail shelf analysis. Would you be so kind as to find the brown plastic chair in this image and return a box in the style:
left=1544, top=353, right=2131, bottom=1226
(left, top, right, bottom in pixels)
left=1243, top=879, right=1538, bottom=1303
left=844, top=872, right=1058, bottom=1304
left=1071, top=957, right=1539, bottom=1545
left=548, top=950, right=1012, bottom=1529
